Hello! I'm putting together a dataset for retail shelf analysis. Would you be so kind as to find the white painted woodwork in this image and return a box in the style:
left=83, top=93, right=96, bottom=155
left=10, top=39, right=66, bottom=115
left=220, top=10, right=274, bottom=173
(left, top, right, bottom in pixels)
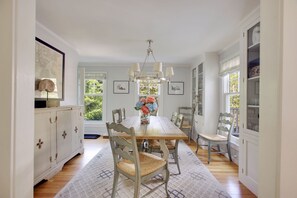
left=34, top=106, right=84, bottom=185
left=239, top=8, right=259, bottom=196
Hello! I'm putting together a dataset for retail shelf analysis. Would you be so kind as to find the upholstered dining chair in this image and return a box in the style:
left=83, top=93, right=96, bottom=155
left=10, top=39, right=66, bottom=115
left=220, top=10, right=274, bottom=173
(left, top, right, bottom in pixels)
left=195, top=113, right=234, bottom=164
left=112, top=109, right=122, bottom=123
left=106, top=122, right=169, bottom=198
left=150, top=114, right=184, bottom=175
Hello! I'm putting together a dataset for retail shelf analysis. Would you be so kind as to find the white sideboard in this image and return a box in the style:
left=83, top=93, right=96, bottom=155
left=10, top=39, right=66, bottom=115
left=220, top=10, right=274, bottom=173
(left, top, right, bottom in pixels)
left=34, top=106, right=84, bottom=185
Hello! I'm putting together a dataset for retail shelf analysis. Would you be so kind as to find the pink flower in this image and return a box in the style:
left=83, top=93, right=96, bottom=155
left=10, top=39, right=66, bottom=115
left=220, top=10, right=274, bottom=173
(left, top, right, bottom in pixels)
left=141, top=105, right=150, bottom=115
left=146, top=96, right=155, bottom=103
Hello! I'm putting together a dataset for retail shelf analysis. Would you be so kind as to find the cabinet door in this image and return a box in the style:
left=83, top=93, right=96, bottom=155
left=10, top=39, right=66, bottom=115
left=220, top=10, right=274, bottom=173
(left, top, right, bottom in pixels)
left=239, top=133, right=258, bottom=195
left=34, top=111, right=53, bottom=179
left=56, top=110, right=72, bottom=163
left=72, top=108, right=84, bottom=152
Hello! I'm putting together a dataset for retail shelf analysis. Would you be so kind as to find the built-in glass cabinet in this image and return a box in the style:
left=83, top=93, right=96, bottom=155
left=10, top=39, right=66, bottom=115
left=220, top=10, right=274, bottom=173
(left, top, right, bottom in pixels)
left=192, top=67, right=197, bottom=106
left=246, top=22, right=260, bottom=132
left=197, top=63, right=203, bottom=116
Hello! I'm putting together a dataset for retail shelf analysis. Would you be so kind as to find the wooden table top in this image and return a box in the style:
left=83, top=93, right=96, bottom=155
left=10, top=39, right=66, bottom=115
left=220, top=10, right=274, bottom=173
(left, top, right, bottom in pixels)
left=104, top=116, right=188, bottom=140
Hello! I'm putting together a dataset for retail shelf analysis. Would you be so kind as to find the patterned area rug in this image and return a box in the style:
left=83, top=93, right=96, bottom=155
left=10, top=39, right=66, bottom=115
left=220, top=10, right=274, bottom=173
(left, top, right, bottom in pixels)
left=55, top=141, right=231, bottom=198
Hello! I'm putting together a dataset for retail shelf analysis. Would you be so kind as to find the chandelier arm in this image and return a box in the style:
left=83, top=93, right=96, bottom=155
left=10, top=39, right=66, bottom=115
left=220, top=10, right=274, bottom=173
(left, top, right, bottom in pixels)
left=151, top=52, right=157, bottom=62
left=140, top=54, right=149, bottom=76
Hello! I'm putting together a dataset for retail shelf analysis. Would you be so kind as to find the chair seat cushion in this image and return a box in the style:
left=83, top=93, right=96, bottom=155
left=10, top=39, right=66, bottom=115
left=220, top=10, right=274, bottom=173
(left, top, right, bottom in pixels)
left=149, top=139, right=176, bottom=150
left=117, top=152, right=166, bottom=176
left=199, top=133, right=227, bottom=142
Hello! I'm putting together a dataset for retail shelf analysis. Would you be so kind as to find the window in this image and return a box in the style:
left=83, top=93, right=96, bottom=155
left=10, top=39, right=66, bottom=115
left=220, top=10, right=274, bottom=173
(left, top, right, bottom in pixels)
left=83, top=72, right=106, bottom=122
left=221, top=56, right=240, bottom=137
left=138, top=80, right=160, bottom=96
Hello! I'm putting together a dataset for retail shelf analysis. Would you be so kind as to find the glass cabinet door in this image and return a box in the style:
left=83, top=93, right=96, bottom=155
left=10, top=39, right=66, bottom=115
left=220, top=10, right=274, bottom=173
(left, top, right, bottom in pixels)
left=197, top=63, right=203, bottom=116
left=246, top=22, right=260, bottom=132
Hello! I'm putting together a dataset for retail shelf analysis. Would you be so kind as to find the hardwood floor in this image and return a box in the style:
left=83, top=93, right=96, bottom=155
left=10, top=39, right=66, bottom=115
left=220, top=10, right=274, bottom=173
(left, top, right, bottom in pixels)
left=34, top=137, right=256, bottom=198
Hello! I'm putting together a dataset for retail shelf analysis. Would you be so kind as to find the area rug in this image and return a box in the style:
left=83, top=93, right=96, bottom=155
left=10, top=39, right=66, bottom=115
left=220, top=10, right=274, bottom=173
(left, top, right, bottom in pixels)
left=55, top=141, right=231, bottom=198
left=84, top=134, right=101, bottom=139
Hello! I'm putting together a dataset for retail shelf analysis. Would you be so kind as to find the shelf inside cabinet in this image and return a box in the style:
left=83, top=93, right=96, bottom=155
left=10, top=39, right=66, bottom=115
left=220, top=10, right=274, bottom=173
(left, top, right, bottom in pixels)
left=248, top=42, right=260, bottom=49
left=247, top=105, right=259, bottom=108
left=248, top=76, right=260, bottom=81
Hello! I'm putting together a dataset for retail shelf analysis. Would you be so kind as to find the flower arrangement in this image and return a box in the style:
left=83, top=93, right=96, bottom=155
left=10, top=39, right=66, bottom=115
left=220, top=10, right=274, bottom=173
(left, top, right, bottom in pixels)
left=135, top=96, right=158, bottom=115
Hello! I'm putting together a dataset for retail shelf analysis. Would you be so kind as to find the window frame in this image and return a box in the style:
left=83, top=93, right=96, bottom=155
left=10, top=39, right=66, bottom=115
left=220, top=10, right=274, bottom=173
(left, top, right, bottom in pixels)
left=83, top=79, right=105, bottom=123
left=222, top=69, right=240, bottom=140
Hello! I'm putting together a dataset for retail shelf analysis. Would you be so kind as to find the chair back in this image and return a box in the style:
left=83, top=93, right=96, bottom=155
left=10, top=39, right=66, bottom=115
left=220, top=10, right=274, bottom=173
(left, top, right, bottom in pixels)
left=106, top=122, right=140, bottom=176
left=121, top=108, right=126, bottom=120
left=112, top=109, right=122, bottom=123
left=175, top=114, right=184, bottom=129
left=216, top=113, right=234, bottom=141
left=170, top=112, right=178, bottom=123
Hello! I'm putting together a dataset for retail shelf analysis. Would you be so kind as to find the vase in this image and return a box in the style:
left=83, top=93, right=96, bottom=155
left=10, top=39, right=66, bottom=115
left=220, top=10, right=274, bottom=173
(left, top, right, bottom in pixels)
left=140, top=113, right=150, bottom=125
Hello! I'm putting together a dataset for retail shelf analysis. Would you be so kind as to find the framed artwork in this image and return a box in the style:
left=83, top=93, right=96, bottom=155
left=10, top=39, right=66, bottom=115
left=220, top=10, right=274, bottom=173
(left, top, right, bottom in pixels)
left=168, top=81, right=184, bottom=95
left=35, top=37, right=65, bottom=100
left=113, top=80, right=129, bottom=94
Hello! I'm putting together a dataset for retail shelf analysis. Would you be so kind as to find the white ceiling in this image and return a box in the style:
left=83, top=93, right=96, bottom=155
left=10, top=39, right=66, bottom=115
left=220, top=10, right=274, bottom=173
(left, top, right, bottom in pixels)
left=36, top=0, right=259, bottom=65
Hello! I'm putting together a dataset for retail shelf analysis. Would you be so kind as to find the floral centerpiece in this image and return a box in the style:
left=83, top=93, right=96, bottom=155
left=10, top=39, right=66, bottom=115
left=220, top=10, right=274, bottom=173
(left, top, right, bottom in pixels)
left=135, top=96, right=158, bottom=124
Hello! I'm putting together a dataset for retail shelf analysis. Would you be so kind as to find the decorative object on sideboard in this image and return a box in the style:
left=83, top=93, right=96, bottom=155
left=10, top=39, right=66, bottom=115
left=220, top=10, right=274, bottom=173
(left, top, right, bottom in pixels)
left=37, top=79, right=60, bottom=108
left=35, top=37, right=65, bottom=100
left=128, top=40, right=174, bottom=83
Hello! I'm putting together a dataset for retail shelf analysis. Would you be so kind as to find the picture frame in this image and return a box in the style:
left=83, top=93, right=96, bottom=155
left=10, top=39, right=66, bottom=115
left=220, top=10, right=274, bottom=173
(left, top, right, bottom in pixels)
left=168, top=81, right=184, bottom=95
left=113, top=80, right=130, bottom=94
left=35, top=37, right=65, bottom=100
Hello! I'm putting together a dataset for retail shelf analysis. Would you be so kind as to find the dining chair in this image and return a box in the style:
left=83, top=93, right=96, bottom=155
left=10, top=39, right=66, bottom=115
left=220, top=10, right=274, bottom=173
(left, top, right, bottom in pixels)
left=178, top=106, right=195, bottom=141
left=170, top=112, right=178, bottom=123
left=195, top=113, right=234, bottom=164
left=112, top=109, right=122, bottom=123
left=106, top=122, right=169, bottom=198
left=150, top=114, right=184, bottom=175
left=121, top=108, right=126, bottom=120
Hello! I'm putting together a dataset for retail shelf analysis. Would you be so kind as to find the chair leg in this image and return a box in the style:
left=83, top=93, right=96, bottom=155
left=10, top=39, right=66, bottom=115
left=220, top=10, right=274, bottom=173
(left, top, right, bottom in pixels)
left=164, top=168, right=170, bottom=197
left=134, top=177, right=141, bottom=198
left=195, top=135, right=200, bottom=153
left=217, top=145, right=221, bottom=152
left=227, top=143, right=233, bottom=162
left=173, top=152, right=181, bottom=175
left=207, top=142, right=211, bottom=164
left=112, top=170, right=119, bottom=198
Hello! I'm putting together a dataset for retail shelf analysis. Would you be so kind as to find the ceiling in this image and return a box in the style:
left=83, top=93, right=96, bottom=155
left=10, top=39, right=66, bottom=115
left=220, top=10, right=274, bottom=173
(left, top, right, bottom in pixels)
left=36, top=0, right=259, bottom=65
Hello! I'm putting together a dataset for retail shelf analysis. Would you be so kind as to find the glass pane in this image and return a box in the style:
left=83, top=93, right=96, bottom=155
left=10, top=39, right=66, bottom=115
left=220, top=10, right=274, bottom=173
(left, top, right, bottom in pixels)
left=84, top=95, right=103, bottom=121
left=230, top=94, right=240, bottom=110
left=85, top=79, right=103, bottom=94
left=229, top=72, right=239, bottom=93
left=139, top=80, right=159, bottom=95
left=139, top=81, right=149, bottom=95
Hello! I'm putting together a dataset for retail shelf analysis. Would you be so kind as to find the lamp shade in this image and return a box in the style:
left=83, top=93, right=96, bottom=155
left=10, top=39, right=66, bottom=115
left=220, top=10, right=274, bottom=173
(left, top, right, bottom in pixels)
left=153, top=62, right=162, bottom=72
left=166, top=67, right=174, bottom=77
left=133, top=63, right=140, bottom=72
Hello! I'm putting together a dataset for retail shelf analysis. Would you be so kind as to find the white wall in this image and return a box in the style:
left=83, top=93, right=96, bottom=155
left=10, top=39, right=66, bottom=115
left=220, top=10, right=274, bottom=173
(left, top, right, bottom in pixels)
left=259, top=0, right=282, bottom=197
left=36, top=22, right=80, bottom=105
left=280, top=0, right=297, bottom=197
left=0, top=0, right=35, bottom=197
left=79, top=63, right=191, bottom=134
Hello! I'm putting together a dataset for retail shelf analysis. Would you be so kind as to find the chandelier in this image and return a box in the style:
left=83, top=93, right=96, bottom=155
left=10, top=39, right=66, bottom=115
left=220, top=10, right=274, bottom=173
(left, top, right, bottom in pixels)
left=128, top=40, right=174, bottom=83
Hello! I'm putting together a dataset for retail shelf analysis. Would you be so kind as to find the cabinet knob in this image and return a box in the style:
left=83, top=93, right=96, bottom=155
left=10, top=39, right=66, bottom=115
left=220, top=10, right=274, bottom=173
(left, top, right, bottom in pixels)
left=36, top=138, right=44, bottom=149
left=74, top=126, right=78, bottom=133
left=62, top=131, right=67, bottom=139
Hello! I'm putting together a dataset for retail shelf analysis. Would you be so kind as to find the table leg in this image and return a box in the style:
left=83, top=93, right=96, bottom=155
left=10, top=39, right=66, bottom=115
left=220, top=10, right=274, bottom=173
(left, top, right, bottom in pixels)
left=159, top=139, right=169, bottom=161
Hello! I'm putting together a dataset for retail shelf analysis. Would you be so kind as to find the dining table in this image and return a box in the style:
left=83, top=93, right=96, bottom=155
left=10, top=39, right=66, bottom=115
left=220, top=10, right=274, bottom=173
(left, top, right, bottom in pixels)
left=103, top=115, right=188, bottom=160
